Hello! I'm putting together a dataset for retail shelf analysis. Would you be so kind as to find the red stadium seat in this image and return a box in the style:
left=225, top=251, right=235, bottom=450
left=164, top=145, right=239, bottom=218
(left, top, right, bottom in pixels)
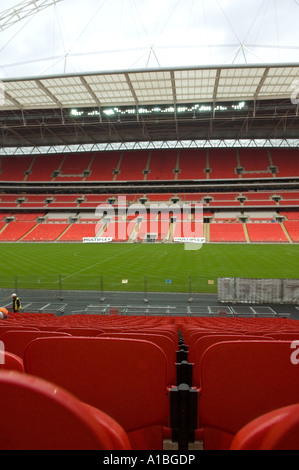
left=0, top=370, right=131, bottom=450
left=196, top=341, right=299, bottom=450
left=58, top=223, right=99, bottom=241
left=0, top=351, right=24, bottom=372
left=209, top=222, right=246, bottom=242
left=0, top=325, right=40, bottom=333
left=116, top=151, right=149, bottom=181
left=85, top=151, right=121, bottom=181
left=190, top=334, right=267, bottom=366
left=177, top=149, right=207, bottom=180
left=263, top=333, right=299, bottom=340
left=147, top=150, right=177, bottom=181
left=24, top=337, right=169, bottom=450
left=271, top=148, right=299, bottom=178
left=0, top=330, right=71, bottom=358
left=239, top=148, right=272, bottom=176
left=230, top=404, right=299, bottom=450
left=22, top=223, right=70, bottom=241
left=0, top=222, right=37, bottom=241
left=246, top=223, right=288, bottom=242
left=208, top=148, right=239, bottom=179
left=56, top=327, right=105, bottom=336
left=284, top=221, right=299, bottom=242
left=98, top=332, right=177, bottom=386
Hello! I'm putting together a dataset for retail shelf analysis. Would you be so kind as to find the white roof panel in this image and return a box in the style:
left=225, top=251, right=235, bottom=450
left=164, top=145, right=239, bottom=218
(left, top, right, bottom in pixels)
left=175, top=69, right=217, bottom=102
left=1, top=64, right=298, bottom=110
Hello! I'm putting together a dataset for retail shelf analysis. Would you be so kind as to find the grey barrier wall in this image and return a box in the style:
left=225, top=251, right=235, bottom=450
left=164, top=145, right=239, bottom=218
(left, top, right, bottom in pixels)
left=218, top=277, right=299, bottom=304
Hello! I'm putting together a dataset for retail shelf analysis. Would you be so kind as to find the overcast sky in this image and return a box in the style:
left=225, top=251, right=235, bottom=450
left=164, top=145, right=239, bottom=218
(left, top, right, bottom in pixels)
left=0, top=0, right=298, bottom=78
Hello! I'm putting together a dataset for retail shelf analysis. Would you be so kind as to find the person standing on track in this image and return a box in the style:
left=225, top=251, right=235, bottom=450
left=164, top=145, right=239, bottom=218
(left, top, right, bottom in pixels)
left=11, top=294, right=21, bottom=313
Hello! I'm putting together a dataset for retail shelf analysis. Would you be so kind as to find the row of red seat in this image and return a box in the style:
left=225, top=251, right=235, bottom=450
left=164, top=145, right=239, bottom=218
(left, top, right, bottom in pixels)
left=210, top=221, right=299, bottom=242
left=1, top=193, right=299, bottom=208
left=1, top=190, right=299, bottom=203
left=0, top=148, right=298, bottom=182
left=1, top=313, right=299, bottom=450
left=0, top=219, right=297, bottom=242
left=175, top=316, right=299, bottom=449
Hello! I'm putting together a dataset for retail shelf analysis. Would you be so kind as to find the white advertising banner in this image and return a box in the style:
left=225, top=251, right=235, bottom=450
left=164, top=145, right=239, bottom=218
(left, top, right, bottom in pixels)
left=283, top=279, right=299, bottom=304
left=174, top=237, right=206, bottom=243
left=218, top=277, right=299, bottom=304
left=217, top=277, right=235, bottom=303
left=83, top=237, right=113, bottom=243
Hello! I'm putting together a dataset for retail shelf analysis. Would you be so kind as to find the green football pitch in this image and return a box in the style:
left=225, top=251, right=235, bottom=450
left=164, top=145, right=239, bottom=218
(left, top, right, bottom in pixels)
left=0, top=242, right=298, bottom=293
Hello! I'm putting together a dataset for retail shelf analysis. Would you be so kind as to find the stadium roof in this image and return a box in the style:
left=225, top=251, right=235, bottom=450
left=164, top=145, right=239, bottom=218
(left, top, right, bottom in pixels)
left=3, top=63, right=299, bottom=109
left=0, top=63, right=299, bottom=149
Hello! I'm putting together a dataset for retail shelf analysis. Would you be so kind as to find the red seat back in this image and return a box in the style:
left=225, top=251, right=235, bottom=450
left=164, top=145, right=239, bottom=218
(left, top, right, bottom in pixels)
left=0, top=370, right=131, bottom=450
left=24, top=337, right=169, bottom=436
left=0, top=330, right=71, bottom=358
left=198, top=340, right=299, bottom=449
left=0, top=325, right=39, bottom=333
left=0, top=351, right=24, bottom=372
left=56, top=327, right=105, bottom=336
left=231, top=404, right=299, bottom=450
left=264, top=333, right=299, bottom=340
left=191, top=334, right=269, bottom=377
left=98, top=332, right=177, bottom=385
left=187, top=330, right=240, bottom=349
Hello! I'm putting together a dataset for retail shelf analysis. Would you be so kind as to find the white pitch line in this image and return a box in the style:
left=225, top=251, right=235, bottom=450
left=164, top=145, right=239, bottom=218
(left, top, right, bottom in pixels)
left=58, top=246, right=137, bottom=282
